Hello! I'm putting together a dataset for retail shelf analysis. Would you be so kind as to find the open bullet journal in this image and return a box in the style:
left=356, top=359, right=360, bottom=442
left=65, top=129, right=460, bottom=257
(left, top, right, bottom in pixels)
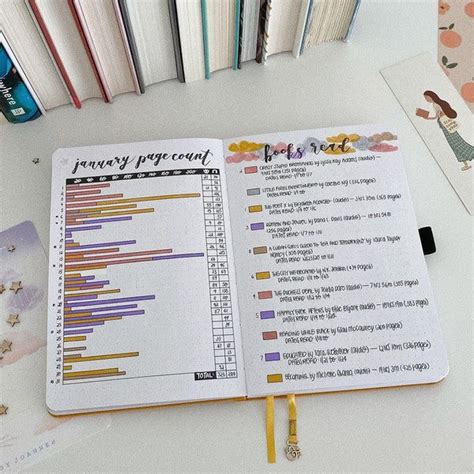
left=47, top=124, right=448, bottom=415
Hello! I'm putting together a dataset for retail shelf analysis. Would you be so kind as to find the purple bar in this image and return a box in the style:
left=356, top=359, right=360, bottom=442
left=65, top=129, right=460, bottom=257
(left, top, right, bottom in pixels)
left=65, top=304, right=138, bottom=315
left=64, top=276, right=96, bottom=282
left=250, top=222, right=265, bottom=231
left=66, top=295, right=155, bottom=308
left=65, top=310, right=145, bottom=321
left=79, top=216, right=133, bottom=225
left=65, top=294, right=99, bottom=302
left=64, top=328, right=94, bottom=335
left=65, top=233, right=72, bottom=238
left=65, top=280, right=109, bottom=288
left=151, top=252, right=204, bottom=261
left=66, top=225, right=102, bottom=232
left=260, top=310, right=275, bottom=320
left=264, top=352, right=280, bottom=362
left=64, top=321, right=105, bottom=328
left=65, top=239, right=74, bottom=243
left=68, top=240, right=136, bottom=250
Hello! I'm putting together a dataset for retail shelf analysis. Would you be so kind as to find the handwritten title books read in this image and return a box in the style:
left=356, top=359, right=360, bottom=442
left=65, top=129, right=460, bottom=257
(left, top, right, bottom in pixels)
left=47, top=125, right=448, bottom=414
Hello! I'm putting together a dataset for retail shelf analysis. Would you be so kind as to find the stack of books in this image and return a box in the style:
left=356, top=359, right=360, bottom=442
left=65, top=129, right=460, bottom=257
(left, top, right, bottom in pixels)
left=0, top=0, right=361, bottom=123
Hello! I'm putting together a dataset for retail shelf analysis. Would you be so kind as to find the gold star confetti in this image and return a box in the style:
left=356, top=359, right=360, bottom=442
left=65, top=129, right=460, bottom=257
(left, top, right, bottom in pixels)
left=9, top=281, right=22, bottom=294
left=7, top=245, right=16, bottom=252
left=0, top=405, right=8, bottom=415
left=6, top=314, right=20, bottom=327
left=0, top=284, right=5, bottom=294
left=0, top=339, right=12, bottom=353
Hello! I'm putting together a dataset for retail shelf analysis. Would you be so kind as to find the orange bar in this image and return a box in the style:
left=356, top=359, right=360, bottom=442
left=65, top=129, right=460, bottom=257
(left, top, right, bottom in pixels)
left=65, top=243, right=80, bottom=248
left=66, top=183, right=110, bottom=191
left=65, top=257, right=154, bottom=271
left=68, top=248, right=172, bottom=262
left=64, top=316, right=122, bottom=325
left=66, top=189, right=102, bottom=197
left=82, top=209, right=155, bottom=218
left=64, top=279, right=87, bottom=284
left=66, top=192, right=201, bottom=208
left=63, top=365, right=73, bottom=371
left=65, top=264, right=107, bottom=272
left=64, top=289, right=120, bottom=298
left=66, top=193, right=123, bottom=203
left=63, top=284, right=105, bottom=292
left=76, top=204, right=138, bottom=213
left=65, top=352, right=139, bottom=363
left=66, top=247, right=120, bottom=256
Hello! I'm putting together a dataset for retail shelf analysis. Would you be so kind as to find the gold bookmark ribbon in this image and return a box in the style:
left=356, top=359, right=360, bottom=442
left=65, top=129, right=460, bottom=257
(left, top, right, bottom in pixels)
left=286, top=394, right=301, bottom=461
left=265, top=396, right=276, bottom=463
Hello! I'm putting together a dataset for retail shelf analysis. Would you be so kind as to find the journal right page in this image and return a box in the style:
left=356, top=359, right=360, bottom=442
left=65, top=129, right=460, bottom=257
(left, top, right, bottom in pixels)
left=223, top=125, right=449, bottom=398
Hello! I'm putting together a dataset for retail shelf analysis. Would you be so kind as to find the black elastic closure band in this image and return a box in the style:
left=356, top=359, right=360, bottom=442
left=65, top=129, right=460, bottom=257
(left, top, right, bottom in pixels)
left=418, top=227, right=436, bottom=255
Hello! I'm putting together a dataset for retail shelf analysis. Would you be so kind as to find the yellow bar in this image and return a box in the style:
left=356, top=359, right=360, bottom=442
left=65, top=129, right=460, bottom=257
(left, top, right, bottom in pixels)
left=248, top=205, right=263, bottom=213
left=267, top=374, right=283, bottom=383
left=63, top=365, right=73, bottom=371
left=77, top=204, right=138, bottom=213
left=256, top=271, right=271, bottom=280
left=64, top=368, right=120, bottom=378
left=65, top=352, right=139, bottom=363
left=64, top=316, right=121, bottom=325
left=64, top=273, right=81, bottom=278
left=64, top=311, right=92, bottom=318
left=84, top=208, right=155, bottom=218
left=72, top=193, right=201, bottom=207
left=65, top=264, right=107, bottom=272
left=64, top=289, right=120, bottom=298
left=64, top=336, right=87, bottom=342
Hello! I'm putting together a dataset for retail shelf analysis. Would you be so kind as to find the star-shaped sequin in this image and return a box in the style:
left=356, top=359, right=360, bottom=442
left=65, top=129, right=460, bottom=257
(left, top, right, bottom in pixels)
left=0, top=284, right=5, bottom=294
left=6, top=314, right=20, bottom=327
left=0, top=339, right=12, bottom=353
left=0, top=405, right=8, bottom=415
left=9, top=281, right=22, bottom=294
left=7, top=245, right=15, bottom=252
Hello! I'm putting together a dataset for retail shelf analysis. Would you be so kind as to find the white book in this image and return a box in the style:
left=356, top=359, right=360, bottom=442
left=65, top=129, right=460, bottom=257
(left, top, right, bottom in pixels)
left=266, top=0, right=302, bottom=57
left=175, top=0, right=205, bottom=83
left=73, top=0, right=136, bottom=99
left=47, top=124, right=448, bottom=414
left=27, top=0, right=102, bottom=105
left=122, top=0, right=177, bottom=87
left=240, top=0, right=260, bottom=62
left=0, top=0, right=69, bottom=109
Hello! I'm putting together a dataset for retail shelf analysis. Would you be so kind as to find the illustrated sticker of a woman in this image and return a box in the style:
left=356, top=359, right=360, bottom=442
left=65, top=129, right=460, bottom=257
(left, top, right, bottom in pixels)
left=418, top=90, right=473, bottom=171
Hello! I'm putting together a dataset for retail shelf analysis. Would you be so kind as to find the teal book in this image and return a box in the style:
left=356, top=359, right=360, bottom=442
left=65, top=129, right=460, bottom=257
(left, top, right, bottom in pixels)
left=0, top=35, right=41, bottom=124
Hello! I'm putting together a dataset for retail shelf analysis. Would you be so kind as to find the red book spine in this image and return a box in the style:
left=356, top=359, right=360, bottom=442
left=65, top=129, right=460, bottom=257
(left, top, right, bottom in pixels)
left=29, top=0, right=81, bottom=109
left=67, top=0, right=109, bottom=103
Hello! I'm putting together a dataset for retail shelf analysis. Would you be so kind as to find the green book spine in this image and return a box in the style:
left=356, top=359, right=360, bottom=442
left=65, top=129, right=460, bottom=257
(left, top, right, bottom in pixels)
left=200, top=0, right=211, bottom=79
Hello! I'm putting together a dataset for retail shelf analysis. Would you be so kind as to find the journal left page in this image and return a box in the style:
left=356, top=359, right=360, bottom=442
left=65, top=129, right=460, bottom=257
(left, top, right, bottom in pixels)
left=47, top=138, right=246, bottom=414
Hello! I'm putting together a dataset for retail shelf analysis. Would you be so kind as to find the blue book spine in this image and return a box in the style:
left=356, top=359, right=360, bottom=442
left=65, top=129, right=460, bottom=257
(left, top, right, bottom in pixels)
left=0, top=44, right=41, bottom=124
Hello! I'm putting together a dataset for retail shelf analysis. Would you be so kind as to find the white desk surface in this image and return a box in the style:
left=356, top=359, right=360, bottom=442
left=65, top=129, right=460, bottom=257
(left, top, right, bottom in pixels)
left=0, top=1, right=472, bottom=472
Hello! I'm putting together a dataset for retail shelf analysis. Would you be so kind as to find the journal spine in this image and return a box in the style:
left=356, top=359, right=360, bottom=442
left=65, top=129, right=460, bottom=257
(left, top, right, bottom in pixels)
left=200, top=0, right=211, bottom=79
left=167, top=0, right=185, bottom=83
